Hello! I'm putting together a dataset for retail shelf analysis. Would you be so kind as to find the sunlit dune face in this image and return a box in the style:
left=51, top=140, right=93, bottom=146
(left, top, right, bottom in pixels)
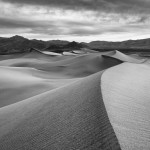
left=43, top=51, right=62, bottom=56
left=0, top=0, right=150, bottom=41
left=102, top=63, right=150, bottom=149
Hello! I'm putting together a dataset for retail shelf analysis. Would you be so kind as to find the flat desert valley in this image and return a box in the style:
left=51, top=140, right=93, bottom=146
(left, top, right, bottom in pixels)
left=0, top=48, right=150, bottom=150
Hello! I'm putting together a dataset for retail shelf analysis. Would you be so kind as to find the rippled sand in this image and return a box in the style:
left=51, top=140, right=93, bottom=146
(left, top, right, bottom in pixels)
left=0, top=50, right=149, bottom=149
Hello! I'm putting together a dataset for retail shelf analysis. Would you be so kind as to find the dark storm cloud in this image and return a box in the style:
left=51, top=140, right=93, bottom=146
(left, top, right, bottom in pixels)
left=0, top=17, right=63, bottom=35
left=0, top=17, right=98, bottom=36
left=0, top=17, right=60, bottom=30
left=2, top=0, right=150, bottom=14
left=69, top=26, right=128, bottom=36
left=0, top=18, right=36, bottom=28
left=136, top=16, right=148, bottom=23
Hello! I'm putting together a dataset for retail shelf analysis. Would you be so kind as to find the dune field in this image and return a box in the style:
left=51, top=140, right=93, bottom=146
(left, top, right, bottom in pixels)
left=0, top=49, right=150, bottom=149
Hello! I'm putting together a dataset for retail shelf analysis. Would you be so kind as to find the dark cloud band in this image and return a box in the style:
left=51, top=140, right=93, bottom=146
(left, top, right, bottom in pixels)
left=2, top=0, right=150, bottom=14
left=0, top=0, right=150, bottom=41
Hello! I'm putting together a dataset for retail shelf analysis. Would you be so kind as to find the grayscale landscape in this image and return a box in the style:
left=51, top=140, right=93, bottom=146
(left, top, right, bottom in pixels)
left=0, top=0, right=150, bottom=150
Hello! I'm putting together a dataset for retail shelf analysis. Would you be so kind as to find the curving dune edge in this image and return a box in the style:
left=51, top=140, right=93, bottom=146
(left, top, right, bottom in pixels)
left=0, top=50, right=149, bottom=149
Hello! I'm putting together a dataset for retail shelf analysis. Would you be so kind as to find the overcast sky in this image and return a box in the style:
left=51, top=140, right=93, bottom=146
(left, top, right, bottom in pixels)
left=0, top=0, right=150, bottom=42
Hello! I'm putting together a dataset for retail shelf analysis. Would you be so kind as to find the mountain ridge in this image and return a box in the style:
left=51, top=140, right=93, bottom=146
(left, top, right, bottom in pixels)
left=0, top=35, right=150, bottom=54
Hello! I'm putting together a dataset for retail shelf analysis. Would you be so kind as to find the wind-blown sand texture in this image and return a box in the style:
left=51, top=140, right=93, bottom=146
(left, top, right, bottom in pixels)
left=102, top=63, right=150, bottom=149
left=0, top=49, right=149, bottom=149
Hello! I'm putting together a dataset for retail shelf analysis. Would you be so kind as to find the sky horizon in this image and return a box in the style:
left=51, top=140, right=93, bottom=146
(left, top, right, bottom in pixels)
left=2, top=34, right=150, bottom=43
left=0, top=0, right=150, bottom=42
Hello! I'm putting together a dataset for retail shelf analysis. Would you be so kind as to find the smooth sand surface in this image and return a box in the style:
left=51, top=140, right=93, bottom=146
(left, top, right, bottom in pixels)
left=42, top=51, right=62, bottom=56
left=73, top=50, right=86, bottom=54
left=0, top=50, right=148, bottom=149
left=102, top=63, right=150, bottom=149
left=0, top=52, right=122, bottom=108
left=0, top=53, right=121, bottom=77
left=0, top=71, right=121, bottom=150
left=0, top=66, right=79, bottom=108
left=63, top=52, right=78, bottom=55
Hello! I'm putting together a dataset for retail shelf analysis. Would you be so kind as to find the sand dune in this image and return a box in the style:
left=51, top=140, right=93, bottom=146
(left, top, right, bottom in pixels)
left=63, top=51, right=78, bottom=55
left=102, top=50, right=144, bottom=63
left=73, top=50, right=86, bottom=54
left=0, top=53, right=122, bottom=77
left=0, top=52, right=121, bottom=108
left=0, top=50, right=73, bottom=62
left=42, top=51, right=62, bottom=56
left=0, top=66, right=78, bottom=108
left=22, top=49, right=57, bottom=60
left=102, top=63, right=150, bottom=149
left=0, top=50, right=149, bottom=149
left=0, top=71, right=120, bottom=150
left=73, top=48, right=98, bottom=54
left=0, top=53, right=29, bottom=61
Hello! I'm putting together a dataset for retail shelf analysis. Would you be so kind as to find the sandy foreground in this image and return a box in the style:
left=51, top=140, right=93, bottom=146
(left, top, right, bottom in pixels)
left=0, top=50, right=149, bottom=149
left=102, top=63, right=150, bottom=149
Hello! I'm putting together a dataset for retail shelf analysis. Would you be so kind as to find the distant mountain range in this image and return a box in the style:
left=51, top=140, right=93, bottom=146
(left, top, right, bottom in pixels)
left=0, top=35, right=45, bottom=54
left=87, top=39, right=150, bottom=49
left=0, top=35, right=150, bottom=54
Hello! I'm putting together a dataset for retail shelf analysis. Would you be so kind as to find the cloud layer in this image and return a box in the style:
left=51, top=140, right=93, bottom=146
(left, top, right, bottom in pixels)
left=0, top=0, right=150, bottom=41
left=2, top=0, right=150, bottom=14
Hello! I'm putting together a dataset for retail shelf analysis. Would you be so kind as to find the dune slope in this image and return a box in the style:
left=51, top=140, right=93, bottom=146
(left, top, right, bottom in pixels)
left=1, top=50, right=147, bottom=149
left=0, top=72, right=120, bottom=150
left=102, top=63, right=150, bottom=149
left=0, top=66, right=78, bottom=108
left=0, top=53, right=122, bottom=77
left=102, top=50, right=144, bottom=63
left=0, top=52, right=122, bottom=108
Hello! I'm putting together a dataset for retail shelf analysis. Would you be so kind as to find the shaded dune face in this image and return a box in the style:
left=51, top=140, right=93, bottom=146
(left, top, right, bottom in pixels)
left=0, top=53, right=122, bottom=77
left=102, top=50, right=145, bottom=63
left=102, top=63, right=150, bottom=149
left=21, top=50, right=59, bottom=61
left=0, top=72, right=121, bottom=150
left=0, top=50, right=73, bottom=62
